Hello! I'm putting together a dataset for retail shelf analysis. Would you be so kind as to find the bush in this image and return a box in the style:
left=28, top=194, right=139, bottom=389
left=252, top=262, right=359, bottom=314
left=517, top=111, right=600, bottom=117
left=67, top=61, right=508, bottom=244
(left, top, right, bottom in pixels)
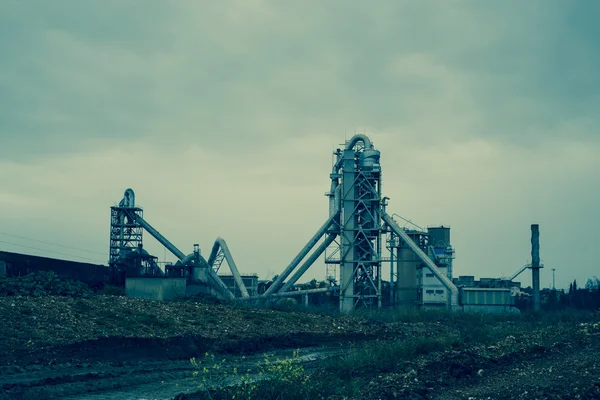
left=188, top=350, right=312, bottom=400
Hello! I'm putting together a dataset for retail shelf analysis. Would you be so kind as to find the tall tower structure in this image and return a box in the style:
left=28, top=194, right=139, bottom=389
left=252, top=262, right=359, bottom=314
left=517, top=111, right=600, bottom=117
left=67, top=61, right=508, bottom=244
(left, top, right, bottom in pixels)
left=261, top=134, right=458, bottom=312
left=109, top=188, right=143, bottom=267
left=531, top=224, right=541, bottom=311
left=339, top=137, right=382, bottom=312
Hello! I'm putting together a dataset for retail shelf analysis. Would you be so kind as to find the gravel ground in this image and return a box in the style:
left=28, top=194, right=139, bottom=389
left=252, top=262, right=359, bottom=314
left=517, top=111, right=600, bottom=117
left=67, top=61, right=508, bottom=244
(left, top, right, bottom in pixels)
left=2, top=295, right=599, bottom=400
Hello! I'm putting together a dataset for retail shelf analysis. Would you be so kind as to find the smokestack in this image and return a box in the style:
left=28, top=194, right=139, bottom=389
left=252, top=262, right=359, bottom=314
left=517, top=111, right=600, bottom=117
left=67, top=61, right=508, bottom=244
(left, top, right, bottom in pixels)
left=531, top=224, right=541, bottom=311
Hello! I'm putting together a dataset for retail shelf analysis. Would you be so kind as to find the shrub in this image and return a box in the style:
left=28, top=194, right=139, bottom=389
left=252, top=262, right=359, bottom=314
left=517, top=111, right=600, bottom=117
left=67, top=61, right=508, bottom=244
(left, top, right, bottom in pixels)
left=189, top=350, right=311, bottom=400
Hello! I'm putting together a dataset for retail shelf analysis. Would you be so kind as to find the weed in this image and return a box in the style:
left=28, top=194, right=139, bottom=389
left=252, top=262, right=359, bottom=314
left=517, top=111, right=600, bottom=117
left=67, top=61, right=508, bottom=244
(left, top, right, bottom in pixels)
left=190, top=350, right=311, bottom=400
left=322, top=335, right=457, bottom=378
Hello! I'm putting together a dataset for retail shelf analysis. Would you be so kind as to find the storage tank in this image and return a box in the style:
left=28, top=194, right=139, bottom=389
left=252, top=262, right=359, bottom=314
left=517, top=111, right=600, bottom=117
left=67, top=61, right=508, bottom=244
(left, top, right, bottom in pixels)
left=428, top=226, right=453, bottom=279
left=395, top=246, right=419, bottom=306
left=359, top=148, right=380, bottom=170
left=427, top=226, right=450, bottom=248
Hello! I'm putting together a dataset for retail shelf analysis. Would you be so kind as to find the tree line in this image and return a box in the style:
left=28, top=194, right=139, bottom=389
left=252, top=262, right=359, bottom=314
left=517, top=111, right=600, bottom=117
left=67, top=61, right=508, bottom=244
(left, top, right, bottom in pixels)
left=544, top=277, right=600, bottom=311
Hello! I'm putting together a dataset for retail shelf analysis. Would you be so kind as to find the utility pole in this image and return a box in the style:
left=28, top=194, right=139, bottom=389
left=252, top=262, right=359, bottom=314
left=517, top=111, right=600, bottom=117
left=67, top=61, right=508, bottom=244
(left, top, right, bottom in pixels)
left=552, top=268, right=556, bottom=290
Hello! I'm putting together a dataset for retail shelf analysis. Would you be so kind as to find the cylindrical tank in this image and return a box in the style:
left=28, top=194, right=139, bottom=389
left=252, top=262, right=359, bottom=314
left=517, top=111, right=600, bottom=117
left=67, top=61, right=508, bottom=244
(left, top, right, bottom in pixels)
left=427, top=226, right=450, bottom=248
left=395, top=246, right=418, bottom=306
left=359, top=149, right=380, bottom=170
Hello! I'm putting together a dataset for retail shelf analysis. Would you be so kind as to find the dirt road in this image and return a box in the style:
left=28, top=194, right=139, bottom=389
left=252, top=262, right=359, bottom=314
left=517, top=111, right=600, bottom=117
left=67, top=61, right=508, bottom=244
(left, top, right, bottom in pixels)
left=1, top=347, right=342, bottom=400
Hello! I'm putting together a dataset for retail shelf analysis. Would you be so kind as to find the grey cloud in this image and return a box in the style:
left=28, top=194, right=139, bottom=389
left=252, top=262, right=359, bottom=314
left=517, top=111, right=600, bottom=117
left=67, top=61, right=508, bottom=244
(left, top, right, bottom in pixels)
left=0, top=1, right=599, bottom=288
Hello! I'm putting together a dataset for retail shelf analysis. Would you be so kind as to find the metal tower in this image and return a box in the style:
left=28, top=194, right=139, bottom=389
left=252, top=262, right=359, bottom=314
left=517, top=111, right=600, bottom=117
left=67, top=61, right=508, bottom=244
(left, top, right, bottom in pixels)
left=260, top=134, right=459, bottom=313
left=338, top=137, right=383, bottom=312
left=109, top=188, right=143, bottom=267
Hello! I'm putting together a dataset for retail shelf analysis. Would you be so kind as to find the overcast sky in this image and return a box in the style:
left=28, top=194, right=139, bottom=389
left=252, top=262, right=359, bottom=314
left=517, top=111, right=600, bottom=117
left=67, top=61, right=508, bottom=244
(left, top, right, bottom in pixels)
left=1, top=1, right=599, bottom=290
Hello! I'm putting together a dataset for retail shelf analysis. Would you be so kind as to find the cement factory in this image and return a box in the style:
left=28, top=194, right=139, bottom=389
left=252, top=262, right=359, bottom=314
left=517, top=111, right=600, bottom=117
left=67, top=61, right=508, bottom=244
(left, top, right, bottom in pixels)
left=1, top=134, right=543, bottom=313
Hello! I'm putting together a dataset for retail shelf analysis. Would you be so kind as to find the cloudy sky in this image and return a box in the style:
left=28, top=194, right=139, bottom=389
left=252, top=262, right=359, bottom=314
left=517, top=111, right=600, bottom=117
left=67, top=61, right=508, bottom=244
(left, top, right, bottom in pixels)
left=1, top=1, right=599, bottom=290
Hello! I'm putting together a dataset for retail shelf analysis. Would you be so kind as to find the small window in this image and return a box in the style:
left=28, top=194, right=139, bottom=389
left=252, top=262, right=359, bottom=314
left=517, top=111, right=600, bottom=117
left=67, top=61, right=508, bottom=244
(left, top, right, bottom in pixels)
left=426, top=290, right=434, bottom=294
left=435, top=290, right=444, bottom=294
left=426, top=273, right=434, bottom=278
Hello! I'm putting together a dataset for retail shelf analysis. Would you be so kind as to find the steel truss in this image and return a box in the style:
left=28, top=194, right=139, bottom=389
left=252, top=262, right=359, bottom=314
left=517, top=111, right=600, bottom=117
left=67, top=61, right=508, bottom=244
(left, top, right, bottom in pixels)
left=339, top=146, right=382, bottom=312
left=109, top=206, right=143, bottom=266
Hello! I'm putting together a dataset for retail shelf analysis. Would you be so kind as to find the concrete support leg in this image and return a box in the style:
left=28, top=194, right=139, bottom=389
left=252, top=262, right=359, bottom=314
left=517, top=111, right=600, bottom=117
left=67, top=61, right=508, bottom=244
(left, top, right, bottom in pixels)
left=532, top=267, right=540, bottom=311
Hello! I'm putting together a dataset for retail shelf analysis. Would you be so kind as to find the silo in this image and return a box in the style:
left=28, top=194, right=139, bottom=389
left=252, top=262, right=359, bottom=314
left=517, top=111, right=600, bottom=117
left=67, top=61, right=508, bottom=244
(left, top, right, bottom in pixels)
left=395, top=245, right=419, bottom=306
left=427, top=226, right=451, bottom=248
left=428, top=226, right=453, bottom=279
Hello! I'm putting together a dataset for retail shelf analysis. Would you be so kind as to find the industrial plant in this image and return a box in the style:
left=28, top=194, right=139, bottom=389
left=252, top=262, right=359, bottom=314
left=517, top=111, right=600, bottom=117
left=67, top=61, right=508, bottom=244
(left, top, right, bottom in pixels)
left=99, top=134, right=541, bottom=314
left=1, top=134, right=544, bottom=313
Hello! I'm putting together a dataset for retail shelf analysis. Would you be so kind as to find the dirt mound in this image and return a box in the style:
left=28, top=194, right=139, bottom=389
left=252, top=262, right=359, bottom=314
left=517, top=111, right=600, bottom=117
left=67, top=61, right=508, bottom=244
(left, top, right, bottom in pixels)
left=0, top=271, right=92, bottom=298
left=0, top=295, right=448, bottom=366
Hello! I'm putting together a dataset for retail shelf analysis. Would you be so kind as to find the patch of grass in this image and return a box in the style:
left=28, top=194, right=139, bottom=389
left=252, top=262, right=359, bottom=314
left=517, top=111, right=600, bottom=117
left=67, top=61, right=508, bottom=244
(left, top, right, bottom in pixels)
left=185, top=336, right=458, bottom=400
left=323, top=335, right=459, bottom=378
left=187, top=350, right=313, bottom=400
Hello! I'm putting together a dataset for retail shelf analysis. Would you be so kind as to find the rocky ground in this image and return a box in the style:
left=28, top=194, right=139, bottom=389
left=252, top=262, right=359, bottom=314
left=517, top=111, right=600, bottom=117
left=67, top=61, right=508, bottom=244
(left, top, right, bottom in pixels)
left=363, top=321, right=600, bottom=400
left=1, top=291, right=599, bottom=399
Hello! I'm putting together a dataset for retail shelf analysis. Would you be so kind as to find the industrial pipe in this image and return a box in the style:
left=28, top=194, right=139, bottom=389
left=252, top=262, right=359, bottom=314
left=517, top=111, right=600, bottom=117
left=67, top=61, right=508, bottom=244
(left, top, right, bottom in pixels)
left=115, top=189, right=235, bottom=300
left=180, top=252, right=197, bottom=266
left=509, top=264, right=530, bottom=281
left=207, top=238, right=249, bottom=298
left=345, top=134, right=373, bottom=150
left=346, top=134, right=373, bottom=150
left=207, top=268, right=236, bottom=300
left=327, top=134, right=373, bottom=216
left=119, top=188, right=136, bottom=208
left=134, top=215, right=187, bottom=260
left=328, top=151, right=342, bottom=217
left=179, top=251, right=235, bottom=300
left=134, top=215, right=236, bottom=299
left=241, top=287, right=335, bottom=301
left=382, top=212, right=459, bottom=310
left=263, top=211, right=340, bottom=295
left=278, top=234, right=338, bottom=293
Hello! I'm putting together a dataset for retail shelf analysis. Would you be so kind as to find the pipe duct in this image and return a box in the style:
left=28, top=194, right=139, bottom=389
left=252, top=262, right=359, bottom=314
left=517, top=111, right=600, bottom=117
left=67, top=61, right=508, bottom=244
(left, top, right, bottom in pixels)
left=207, top=238, right=249, bottom=298
left=263, top=212, right=340, bottom=296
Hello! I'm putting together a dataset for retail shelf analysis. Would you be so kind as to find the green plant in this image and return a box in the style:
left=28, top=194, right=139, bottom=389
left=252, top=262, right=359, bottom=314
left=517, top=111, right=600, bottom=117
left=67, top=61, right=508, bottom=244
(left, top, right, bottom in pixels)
left=190, top=350, right=311, bottom=400
left=321, top=335, right=457, bottom=379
